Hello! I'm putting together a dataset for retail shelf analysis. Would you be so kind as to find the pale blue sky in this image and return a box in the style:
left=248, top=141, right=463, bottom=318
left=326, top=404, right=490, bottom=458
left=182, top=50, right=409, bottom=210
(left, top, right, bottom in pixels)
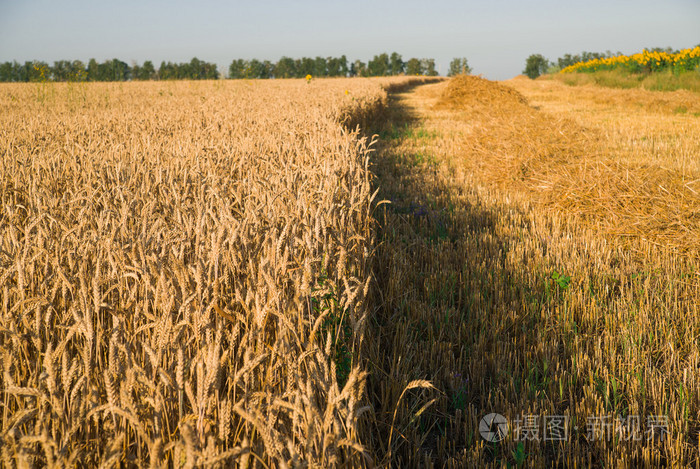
left=0, top=0, right=698, bottom=80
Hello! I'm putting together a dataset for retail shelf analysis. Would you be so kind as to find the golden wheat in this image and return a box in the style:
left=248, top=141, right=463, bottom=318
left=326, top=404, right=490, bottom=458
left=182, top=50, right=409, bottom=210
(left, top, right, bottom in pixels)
left=0, top=76, right=440, bottom=467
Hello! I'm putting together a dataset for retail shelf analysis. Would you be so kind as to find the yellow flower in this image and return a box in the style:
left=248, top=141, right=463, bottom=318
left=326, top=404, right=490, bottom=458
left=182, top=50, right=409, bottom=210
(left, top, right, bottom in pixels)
left=306, top=74, right=312, bottom=82
left=561, top=45, right=700, bottom=74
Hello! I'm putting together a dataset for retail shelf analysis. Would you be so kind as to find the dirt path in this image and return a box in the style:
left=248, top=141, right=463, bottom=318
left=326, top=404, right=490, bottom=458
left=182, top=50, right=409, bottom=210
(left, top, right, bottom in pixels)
left=363, top=79, right=700, bottom=467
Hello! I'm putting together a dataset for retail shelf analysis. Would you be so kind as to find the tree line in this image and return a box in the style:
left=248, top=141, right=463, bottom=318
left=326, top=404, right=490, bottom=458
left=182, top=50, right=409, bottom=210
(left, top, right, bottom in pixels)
left=0, top=57, right=219, bottom=82
left=228, top=53, right=465, bottom=78
left=0, top=53, right=474, bottom=82
left=230, top=54, right=471, bottom=79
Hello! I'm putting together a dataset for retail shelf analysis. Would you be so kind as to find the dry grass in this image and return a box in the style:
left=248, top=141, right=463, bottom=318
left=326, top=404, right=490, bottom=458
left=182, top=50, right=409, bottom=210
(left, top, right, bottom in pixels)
left=432, top=75, right=700, bottom=251
left=366, top=76, right=700, bottom=466
left=504, top=75, right=700, bottom=249
left=0, top=76, right=439, bottom=468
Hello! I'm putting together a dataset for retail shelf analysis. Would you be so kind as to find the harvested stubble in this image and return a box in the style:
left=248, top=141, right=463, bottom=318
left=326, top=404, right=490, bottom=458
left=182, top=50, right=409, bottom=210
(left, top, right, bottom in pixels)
left=441, top=75, right=700, bottom=251
left=0, top=76, right=438, bottom=467
left=366, top=76, right=700, bottom=466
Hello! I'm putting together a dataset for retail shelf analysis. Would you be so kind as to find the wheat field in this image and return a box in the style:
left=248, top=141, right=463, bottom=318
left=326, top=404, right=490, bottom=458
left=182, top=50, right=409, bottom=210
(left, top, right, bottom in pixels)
left=2, top=74, right=700, bottom=467
left=0, top=77, right=438, bottom=467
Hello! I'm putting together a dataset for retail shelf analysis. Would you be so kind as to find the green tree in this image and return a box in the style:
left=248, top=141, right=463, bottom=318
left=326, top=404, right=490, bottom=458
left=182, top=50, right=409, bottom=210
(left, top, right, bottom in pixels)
left=405, top=58, right=422, bottom=75
left=247, top=59, right=266, bottom=78
left=297, top=57, right=315, bottom=77
left=339, top=55, right=349, bottom=77
left=159, top=61, right=174, bottom=80
left=189, top=57, right=202, bottom=79
left=523, top=54, right=549, bottom=79
left=350, top=59, right=367, bottom=77
left=313, top=56, right=328, bottom=77
left=368, top=53, right=390, bottom=76
left=389, top=52, right=404, bottom=75
left=52, top=60, right=71, bottom=81
left=557, top=53, right=580, bottom=69
left=421, top=58, right=438, bottom=76
left=141, top=60, right=156, bottom=80
left=274, top=56, right=297, bottom=78
left=96, top=61, right=107, bottom=81
left=0, top=62, right=12, bottom=82
left=229, top=59, right=246, bottom=79
left=21, top=62, right=35, bottom=81
left=110, top=59, right=130, bottom=81
left=28, top=61, right=49, bottom=82
left=65, top=60, right=86, bottom=81
left=87, top=59, right=99, bottom=81
left=262, top=60, right=274, bottom=78
left=14, top=62, right=29, bottom=81
left=131, top=63, right=142, bottom=80
left=177, top=62, right=191, bottom=79
left=448, top=57, right=471, bottom=76
left=327, top=55, right=348, bottom=77
left=203, top=62, right=219, bottom=79
left=327, top=56, right=341, bottom=77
